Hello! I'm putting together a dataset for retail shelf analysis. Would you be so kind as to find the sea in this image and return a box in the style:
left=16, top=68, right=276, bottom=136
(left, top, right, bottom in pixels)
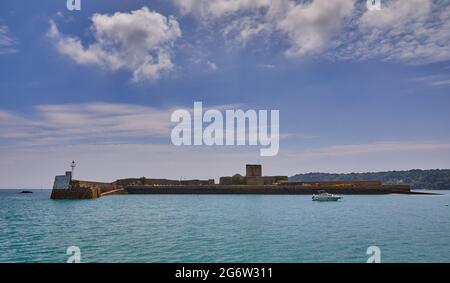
left=0, top=190, right=449, bottom=263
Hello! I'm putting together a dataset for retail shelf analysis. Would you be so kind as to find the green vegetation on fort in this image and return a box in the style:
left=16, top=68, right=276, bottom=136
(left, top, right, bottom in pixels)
left=289, top=169, right=450, bottom=190
left=139, top=177, right=147, bottom=185
left=231, top=174, right=246, bottom=185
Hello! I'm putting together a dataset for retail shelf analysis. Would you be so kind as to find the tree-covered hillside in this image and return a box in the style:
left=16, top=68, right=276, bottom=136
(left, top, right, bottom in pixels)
left=289, top=169, right=450, bottom=190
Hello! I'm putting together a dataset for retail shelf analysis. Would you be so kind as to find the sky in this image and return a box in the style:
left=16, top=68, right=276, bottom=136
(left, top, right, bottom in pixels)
left=1, top=0, right=450, bottom=189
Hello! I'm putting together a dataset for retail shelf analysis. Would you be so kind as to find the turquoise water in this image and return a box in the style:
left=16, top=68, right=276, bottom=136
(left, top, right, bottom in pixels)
left=0, top=190, right=449, bottom=263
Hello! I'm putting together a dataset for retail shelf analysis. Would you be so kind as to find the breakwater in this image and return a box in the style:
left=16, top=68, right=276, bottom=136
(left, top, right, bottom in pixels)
left=50, top=164, right=427, bottom=200
left=51, top=182, right=419, bottom=200
left=50, top=180, right=125, bottom=199
left=126, top=184, right=415, bottom=195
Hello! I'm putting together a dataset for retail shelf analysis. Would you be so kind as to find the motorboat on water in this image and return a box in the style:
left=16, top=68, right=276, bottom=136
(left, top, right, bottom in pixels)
left=312, top=190, right=342, bottom=201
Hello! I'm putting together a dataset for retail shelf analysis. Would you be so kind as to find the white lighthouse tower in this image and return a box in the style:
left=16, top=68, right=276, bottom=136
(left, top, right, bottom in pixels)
left=70, top=160, right=76, bottom=179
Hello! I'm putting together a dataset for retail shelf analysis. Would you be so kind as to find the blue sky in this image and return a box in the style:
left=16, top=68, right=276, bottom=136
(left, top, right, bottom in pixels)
left=1, top=0, right=450, bottom=188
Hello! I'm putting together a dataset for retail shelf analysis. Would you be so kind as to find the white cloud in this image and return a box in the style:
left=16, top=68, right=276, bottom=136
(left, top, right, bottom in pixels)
left=207, top=60, right=218, bottom=71
left=172, top=0, right=271, bottom=18
left=278, top=0, right=354, bottom=56
left=173, top=0, right=355, bottom=56
left=173, top=0, right=450, bottom=64
left=413, top=74, right=450, bottom=87
left=0, top=24, right=17, bottom=54
left=429, top=79, right=450, bottom=87
left=360, top=0, right=431, bottom=28
left=301, top=141, right=450, bottom=157
left=0, top=102, right=252, bottom=147
left=0, top=103, right=175, bottom=146
left=223, top=16, right=271, bottom=46
left=47, top=7, right=182, bottom=82
left=258, top=64, right=276, bottom=69
left=334, top=0, right=450, bottom=64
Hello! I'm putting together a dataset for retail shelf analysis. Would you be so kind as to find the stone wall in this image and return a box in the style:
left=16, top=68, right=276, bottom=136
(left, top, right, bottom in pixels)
left=219, top=177, right=232, bottom=185
left=72, top=180, right=115, bottom=194
left=126, top=184, right=413, bottom=195
left=245, top=176, right=264, bottom=185
left=51, top=179, right=115, bottom=199
left=114, top=178, right=213, bottom=187
left=287, top=181, right=383, bottom=188
left=50, top=187, right=101, bottom=199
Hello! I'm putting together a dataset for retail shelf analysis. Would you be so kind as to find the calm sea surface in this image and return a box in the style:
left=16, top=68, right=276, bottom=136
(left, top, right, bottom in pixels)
left=0, top=190, right=449, bottom=263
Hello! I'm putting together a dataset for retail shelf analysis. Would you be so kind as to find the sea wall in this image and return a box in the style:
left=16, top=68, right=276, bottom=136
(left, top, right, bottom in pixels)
left=114, top=178, right=214, bottom=187
left=126, top=184, right=412, bottom=195
left=50, top=187, right=101, bottom=199
left=286, top=181, right=383, bottom=188
left=72, top=180, right=116, bottom=194
left=50, top=179, right=416, bottom=199
left=50, top=180, right=119, bottom=199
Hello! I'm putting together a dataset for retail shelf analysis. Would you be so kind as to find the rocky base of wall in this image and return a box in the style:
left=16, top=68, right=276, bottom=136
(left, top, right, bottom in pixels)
left=50, top=188, right=100, bottom=199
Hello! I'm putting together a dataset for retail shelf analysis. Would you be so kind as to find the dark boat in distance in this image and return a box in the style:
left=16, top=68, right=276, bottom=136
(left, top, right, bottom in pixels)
left=19, top=190, right=33, bottom=194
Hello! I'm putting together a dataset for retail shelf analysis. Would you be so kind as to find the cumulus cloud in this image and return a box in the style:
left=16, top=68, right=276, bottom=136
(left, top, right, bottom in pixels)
left=223, top=16, right=271, bottom=46
left=278, top=0, right=354, bottom=56
left=172, top=0, right=271, bottom=18
left=172, top=0, right=450, bottom=64
left=47, top=7, right=182, bottom=82
left=173, top=0, right=355, bottom=56
left=0, top=24, right=17, bottom=54
left=334, top=0, right=450, bottom=64
left=360, top=0, right=431, bottom=28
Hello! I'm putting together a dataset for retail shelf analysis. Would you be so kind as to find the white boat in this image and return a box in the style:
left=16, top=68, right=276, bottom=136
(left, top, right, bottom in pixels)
left=312, top=190, right=343, bottom=201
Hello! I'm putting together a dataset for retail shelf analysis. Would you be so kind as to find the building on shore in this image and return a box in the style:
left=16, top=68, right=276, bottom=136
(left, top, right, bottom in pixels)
left=52, top=171, right=72, bottom=190
left=219, top=164, right=288, bottom=185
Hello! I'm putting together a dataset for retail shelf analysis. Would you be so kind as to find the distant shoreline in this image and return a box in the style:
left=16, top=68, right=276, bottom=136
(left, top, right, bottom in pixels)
left=290, top=169, right=450, bottom=191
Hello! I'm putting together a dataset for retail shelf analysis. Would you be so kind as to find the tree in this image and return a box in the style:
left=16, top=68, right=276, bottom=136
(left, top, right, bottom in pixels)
left=231, top=174, right=246, bottom=185
left=139, top=177, right=147, bottom=185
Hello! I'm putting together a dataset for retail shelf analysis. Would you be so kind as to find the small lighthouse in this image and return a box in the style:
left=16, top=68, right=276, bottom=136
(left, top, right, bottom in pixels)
left=70, top=160, right=76, bottom=179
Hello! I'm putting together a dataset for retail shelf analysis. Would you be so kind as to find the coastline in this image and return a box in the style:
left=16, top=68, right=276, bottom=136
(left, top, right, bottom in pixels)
left=49, top=164, right=440, bottom=200
left=50, top=182, right=433, bottom=200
